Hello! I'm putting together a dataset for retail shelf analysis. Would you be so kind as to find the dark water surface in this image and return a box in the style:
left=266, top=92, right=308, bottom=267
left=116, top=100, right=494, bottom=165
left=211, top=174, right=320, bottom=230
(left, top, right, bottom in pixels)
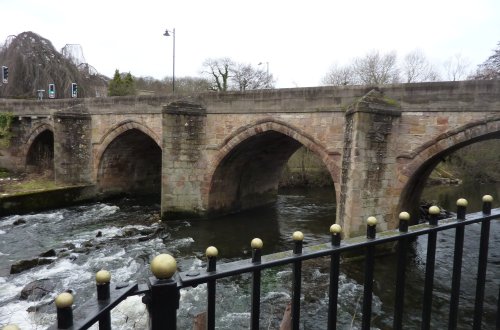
left=0, top=184, right=498, bottom=329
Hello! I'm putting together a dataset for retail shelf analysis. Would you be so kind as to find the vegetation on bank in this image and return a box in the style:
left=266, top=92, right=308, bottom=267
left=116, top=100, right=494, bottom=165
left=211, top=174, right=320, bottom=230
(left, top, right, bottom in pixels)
left=0, top=172, right=58, bottom=195
left=0, top=112, right=13, bottom=148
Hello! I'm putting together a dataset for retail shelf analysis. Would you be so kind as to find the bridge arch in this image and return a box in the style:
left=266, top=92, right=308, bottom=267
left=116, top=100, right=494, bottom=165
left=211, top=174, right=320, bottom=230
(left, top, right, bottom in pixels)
left=24, top=124, right=54, bottom=173
left=205, top=118, right=341, bottom=216
left=397, top=116, right=500, bottom=222
left=95, top=120, right=162, bottom=197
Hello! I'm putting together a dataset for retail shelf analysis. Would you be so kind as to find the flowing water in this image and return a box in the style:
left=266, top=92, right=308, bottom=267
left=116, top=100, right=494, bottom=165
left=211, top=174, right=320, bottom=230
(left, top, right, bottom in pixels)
left=0, top=184, right=498, bottom=329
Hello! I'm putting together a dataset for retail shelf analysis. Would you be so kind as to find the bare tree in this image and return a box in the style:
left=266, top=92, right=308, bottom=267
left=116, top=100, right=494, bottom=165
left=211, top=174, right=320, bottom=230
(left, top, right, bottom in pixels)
left=444, top=53, right=471, bottom=81
left=469, top=42, right=500, bottom=80
left=322, top=63, right=358, bottom=86
left=352, top=50, right=400, bottom=85
left=231, top=63, right=274, bottom=91
left=201, top=57, right=234, bottom=91
left=401, top=49, right=440, bottom=83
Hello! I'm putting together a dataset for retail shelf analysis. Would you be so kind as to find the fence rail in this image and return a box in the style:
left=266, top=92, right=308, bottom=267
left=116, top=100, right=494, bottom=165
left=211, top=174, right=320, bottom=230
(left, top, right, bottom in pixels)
left=7, top=196, right=496, bottom=330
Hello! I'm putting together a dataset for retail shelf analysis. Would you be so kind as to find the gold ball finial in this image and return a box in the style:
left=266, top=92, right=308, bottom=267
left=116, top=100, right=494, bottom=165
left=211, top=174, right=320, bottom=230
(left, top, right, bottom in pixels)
left=150, top=254, right=177, bottom=279
left=330, top=224, right=342, bottom=234
left=367, top=216, right=377, bottom=226
left=292, top=231, right=304, bottom=241
left=206, top=246, right=218, bottom=258
left=429, top=206, right=441, bottom=215
left=251, top=238, right=263, bottom=249
left=95, top=269, right=111, bottom=284
left=482, top=195, right=493, bottom=202
left=55, top=292, right=74, bottom=308
left=399, top=212, right=410, bottom=221
left=456, top=198, right=468, bottom=207
left=2, top=325, right=21, bottom=330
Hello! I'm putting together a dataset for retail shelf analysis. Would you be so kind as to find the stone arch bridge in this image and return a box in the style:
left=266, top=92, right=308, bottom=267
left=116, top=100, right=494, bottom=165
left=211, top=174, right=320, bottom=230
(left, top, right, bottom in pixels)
left=1, top=80, right=499, bottom=237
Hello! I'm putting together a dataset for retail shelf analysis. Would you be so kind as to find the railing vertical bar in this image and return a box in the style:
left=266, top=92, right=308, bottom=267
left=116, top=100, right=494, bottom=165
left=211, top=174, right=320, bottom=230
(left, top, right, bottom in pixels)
left=206, top=280, right=216, bottom=330
left=251, top=269, right=261, bottom=330
left=496, top=285, right=500, bottom=330
left=327, top=224, right=342, bottom=330
left=250, top=239, right=263, bottom=330
left=393, top=212, right=410, bottom=330
left=291, top=232, right=304, bottom=330
left=96, top=270, right=112, bottom=330
left=362, top=217, right=377, bottom=330
left=206, top=246, right=218, bottom=330
left=447, top=200, right=467, bottom=330
left=472, top=218, right=491, bottom=330
left=421, top=206, right=439, bottom=330
left=148, top=254, right=180, bottom=330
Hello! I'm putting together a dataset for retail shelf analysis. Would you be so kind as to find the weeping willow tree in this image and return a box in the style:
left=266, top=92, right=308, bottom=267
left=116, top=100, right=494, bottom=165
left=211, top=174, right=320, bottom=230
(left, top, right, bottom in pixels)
left=0, top=31, right=108, bottom=98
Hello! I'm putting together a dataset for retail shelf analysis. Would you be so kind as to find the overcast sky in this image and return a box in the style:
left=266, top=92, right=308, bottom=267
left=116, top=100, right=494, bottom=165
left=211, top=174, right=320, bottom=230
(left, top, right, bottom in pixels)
left=2, top=0, right=499, bottom=88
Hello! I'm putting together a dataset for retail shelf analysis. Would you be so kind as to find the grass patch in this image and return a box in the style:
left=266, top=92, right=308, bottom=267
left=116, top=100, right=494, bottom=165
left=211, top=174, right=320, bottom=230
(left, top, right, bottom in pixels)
left=0, top=172, right=60, bottom=196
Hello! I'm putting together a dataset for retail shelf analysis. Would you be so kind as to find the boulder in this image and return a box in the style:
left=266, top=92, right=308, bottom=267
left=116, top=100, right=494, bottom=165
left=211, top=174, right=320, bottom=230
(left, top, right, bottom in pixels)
left=20, top=278, right=56, bottom=300
left=10, top=258, right=55, bottom=274
left=13, top=218, right=26, bottom=225
left=39, top=249, right=56, bottom=257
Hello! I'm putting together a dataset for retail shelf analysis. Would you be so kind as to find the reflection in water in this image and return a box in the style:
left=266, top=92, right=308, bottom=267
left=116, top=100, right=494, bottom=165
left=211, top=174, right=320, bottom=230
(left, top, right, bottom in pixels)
left=422, top=180, right=500, bottom=212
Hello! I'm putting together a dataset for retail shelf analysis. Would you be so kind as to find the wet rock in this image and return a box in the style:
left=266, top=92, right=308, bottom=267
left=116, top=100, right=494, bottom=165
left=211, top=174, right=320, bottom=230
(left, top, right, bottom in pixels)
left=122, top=228, right=140, bottom=237
left=73, top=247, right=90, bottom=254
left=20, top=278, right=56, bottom=300
left=10, top=258, right=55, bottom=274
left=39, top=249, right=56, bottom=257
left=83, top=240, right=94, bottom=248
left=96, top=231, right=102, bottom=237
left=26, top=302, right=52, bottom=313
left=13, top=218, right=26, bottom=225
left=63, top=242, right=76, bottom=250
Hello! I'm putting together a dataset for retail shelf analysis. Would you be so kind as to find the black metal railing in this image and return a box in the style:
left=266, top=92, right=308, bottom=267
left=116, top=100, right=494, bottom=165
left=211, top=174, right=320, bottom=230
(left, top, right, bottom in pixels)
left=26, top=196, right=498, bottom=330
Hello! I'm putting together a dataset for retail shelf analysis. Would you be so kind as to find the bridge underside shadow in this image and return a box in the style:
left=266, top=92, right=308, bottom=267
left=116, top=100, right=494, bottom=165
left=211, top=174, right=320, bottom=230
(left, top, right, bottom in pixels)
left=26, top=129, right=54, bottom=174
left=399, top=132, right=500, bottom=224
left=209, top=130, right=309, bottom=216
left=97, top=129, right=161, bottom=198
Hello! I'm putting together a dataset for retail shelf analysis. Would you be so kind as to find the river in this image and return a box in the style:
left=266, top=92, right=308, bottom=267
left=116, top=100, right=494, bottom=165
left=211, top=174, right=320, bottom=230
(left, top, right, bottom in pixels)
left=0, top=183, right=498, bottom=329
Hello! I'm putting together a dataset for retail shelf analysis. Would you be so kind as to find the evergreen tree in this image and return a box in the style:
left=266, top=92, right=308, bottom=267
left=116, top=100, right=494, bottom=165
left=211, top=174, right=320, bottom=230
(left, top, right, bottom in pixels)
left=108, top=69, right=124, bottom=96
left=123, top=72, right=136, bottom=95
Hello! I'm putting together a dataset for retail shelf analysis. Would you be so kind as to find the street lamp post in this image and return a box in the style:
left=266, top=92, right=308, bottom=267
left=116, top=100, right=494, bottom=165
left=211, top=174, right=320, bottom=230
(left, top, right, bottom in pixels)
left=163, top=28, right=175, bottom=94
left=258, top=62, right=269, bottom=88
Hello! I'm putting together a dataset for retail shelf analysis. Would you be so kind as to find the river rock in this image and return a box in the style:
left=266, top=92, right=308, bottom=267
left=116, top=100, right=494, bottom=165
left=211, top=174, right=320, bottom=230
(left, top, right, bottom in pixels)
left=39, top=249, right=56, bottom=257
left=20, top=278, right=56, bottom=300
left=13, top=218, right=26, bottom=225
left=10, top=258, right=55, bottom=274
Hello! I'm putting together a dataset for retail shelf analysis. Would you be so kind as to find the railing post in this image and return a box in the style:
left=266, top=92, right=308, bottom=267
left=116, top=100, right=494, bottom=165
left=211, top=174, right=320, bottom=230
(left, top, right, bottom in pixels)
left=148, top=253, right=180, bottom=330
left=291, top=231, right=304, bottom=330
left=393, top=211, right=410, bottom=330
left=55, top=292, right=74, bottom=329
left=422, top=205, right=440, bottom=330
left=96, top=269, right=112, bottom=330
left=251, top=238, right=263, bottom=330
left=328, top=224, right=342, bottom=330
left=206, top=246, right=218, bottom=330
left=362, top=216, right=377, bottom=330
left=473, top=195, right=493, bottom=330
left=449, top=199, right=467, bottom=329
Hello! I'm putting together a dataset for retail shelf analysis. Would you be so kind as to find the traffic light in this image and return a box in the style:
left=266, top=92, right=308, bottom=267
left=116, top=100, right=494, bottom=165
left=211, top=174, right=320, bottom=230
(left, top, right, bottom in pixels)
left=48, top=84, right=55, bottom=98
left=71, top=83, right=77, bottom=98
left=1, top=66, right=8, bottom=84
